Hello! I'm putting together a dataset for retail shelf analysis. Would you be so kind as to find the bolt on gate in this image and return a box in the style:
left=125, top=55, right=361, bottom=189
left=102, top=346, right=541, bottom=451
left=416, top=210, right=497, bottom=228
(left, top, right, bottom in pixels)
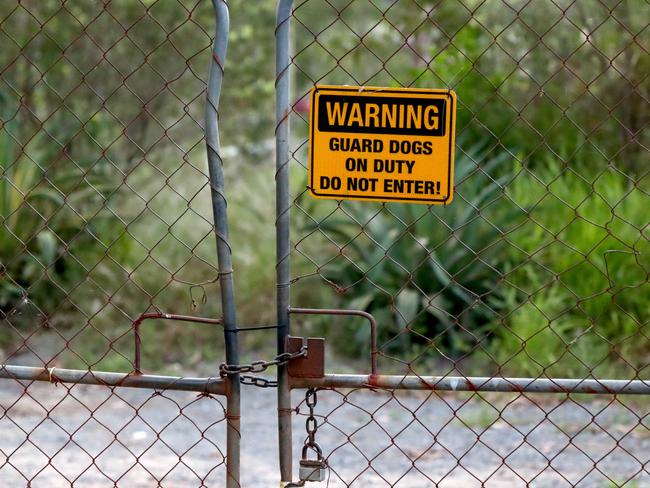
left=0, top=1, right=648, bottom=488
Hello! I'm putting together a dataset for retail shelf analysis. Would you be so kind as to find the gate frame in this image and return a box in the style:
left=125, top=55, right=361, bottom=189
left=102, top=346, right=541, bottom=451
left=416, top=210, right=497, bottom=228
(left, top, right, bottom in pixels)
left=205, top=1, right=240, bottom=486
left=275, top=0, right=295, bottom=482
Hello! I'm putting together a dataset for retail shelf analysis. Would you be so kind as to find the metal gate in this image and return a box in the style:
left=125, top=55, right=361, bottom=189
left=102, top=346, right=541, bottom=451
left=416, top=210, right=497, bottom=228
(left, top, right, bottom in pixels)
left=0, top=1, right=240, bottom=486
left=275, top=0, right=649, bottom=487
left=0, top=1, right=648, bottom=487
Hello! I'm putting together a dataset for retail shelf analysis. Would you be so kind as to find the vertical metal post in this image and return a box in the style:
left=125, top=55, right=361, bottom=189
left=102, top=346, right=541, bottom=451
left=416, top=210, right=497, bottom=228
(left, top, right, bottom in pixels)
left=276, top=0, right=294, bottom=483
left=206, top=1, right=240, bottom=487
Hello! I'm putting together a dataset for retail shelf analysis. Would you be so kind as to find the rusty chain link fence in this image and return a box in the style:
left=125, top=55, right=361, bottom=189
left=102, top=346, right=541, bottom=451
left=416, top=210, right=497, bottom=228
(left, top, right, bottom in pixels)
left=276, top=0, right=649, bottom=486
left=0, top=1, right=240, bottom=486
left=0, top=0, right=648, bottom=487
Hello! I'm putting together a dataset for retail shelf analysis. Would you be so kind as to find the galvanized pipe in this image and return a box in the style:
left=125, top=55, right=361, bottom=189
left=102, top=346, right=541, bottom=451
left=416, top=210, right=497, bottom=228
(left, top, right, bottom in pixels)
left=206, top=2, right=240, bottom=486
left=288, top=307, right=378, bottom=375
left=133, top=313, right=223, bottom=374
left=290, top=374, right=650, bottom=395
left=0, top=364, right=226, bottom=395
left=276, top=0, right=294, bottom=482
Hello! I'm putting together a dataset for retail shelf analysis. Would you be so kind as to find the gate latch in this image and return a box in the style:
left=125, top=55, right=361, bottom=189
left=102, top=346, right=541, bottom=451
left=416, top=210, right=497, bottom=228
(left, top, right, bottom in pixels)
left=286, top=336, right=325, bottom=379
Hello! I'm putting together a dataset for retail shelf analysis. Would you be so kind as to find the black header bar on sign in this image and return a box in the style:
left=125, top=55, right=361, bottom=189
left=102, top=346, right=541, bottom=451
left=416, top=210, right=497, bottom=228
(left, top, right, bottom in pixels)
left=317, top=94, right=447, bottom=136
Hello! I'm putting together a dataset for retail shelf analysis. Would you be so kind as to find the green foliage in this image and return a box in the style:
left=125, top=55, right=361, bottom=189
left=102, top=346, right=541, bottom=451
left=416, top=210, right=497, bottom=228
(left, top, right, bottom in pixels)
left=288, top=0, right=648, bottom=373
left=1, top=0, right=647, bottom=375
left=438, top=1, right=646, bottom=175
left=56, top=160, right=278, bottom=371
left=0, top=93, right=119, bottom=321
left=490, top=161, right=649, bottom=376
left=296, top=141, right=516, bottom=360
left=296, top=147, right=649, bottom=376
left=293, top=0, right=648, bottom=176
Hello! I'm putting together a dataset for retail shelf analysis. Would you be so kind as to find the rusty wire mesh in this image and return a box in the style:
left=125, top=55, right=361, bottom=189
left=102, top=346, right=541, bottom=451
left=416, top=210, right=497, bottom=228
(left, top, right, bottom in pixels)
left=0, top=0, right=648, bottom=486
left=293, top=388, right=650, bottom=487
left=0, top=1, right=232, bottom=485
left=285, top=0, right=649, bottom=486
left=1, top=379, right=227, bottom=486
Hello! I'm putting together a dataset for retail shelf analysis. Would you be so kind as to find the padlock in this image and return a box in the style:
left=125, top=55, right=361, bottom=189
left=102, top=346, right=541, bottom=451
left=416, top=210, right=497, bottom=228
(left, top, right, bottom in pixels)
left=299, top=445, right=327, bottom=482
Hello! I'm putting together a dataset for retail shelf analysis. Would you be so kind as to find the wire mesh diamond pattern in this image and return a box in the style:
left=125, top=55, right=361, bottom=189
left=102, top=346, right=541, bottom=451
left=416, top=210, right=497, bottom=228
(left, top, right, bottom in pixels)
left=287, top=0, right=648, bottom=486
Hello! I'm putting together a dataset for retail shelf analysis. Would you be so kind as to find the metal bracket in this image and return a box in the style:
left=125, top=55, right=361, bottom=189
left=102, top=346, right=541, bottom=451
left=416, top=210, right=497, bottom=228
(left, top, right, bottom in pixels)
left=286, top=336, right=325, bottom=379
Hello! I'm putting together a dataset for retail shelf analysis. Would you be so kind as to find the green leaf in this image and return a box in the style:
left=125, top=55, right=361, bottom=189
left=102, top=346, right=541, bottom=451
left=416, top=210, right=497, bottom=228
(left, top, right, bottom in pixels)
left=394, top=288, right=420, bottom=329
left=36, top=230, right=58, bottom=265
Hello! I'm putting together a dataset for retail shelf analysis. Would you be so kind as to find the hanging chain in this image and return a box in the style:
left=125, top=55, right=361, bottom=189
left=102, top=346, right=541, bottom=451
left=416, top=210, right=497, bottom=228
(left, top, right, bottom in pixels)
left=304, top=388, right=322, bottom=459
left=284, top=388, right=326, bottom=487
left=218, top=342, right=308, bottom=387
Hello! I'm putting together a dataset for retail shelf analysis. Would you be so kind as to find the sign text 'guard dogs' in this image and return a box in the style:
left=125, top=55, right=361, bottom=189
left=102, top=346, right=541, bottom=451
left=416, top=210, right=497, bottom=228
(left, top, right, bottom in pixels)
left=308, top=86, right=456, bottom=204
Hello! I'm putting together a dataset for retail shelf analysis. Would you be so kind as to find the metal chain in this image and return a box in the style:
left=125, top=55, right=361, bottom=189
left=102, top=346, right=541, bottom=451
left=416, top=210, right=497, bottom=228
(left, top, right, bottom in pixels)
left=304, top=388, right=322, bottom=458
left=285, top=389, right=325, bottom=487
left=218, top=342, right=308, bottom=387
left=239, top=375, right=278, bottom=388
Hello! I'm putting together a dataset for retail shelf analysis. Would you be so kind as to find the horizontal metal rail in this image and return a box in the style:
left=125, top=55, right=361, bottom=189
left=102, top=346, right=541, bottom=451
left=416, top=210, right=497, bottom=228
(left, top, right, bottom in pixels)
left=290, top=374, right=650, bottom=395
left=1, top=364, right=226, bottom=395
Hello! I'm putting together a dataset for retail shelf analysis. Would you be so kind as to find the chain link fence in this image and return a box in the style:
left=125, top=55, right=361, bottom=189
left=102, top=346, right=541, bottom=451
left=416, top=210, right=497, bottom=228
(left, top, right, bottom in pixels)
left=0, top=1, right=239, bottom=486
left=1, top=380, right=227, bottom=486
left=0, top=0, right=648, bottom=487
left=277, top=0, right=649, bottom=486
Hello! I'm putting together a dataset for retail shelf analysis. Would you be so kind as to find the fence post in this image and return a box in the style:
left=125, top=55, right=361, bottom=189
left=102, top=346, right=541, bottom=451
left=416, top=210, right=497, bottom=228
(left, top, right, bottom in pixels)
left=276, top=0, right=294, bottom=483
left=206, top=1, right=240, bottom=487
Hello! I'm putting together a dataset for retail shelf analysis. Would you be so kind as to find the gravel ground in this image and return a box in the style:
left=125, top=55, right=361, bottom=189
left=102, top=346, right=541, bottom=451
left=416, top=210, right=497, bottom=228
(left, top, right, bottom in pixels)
left=0, top=378, right=648, bottom=487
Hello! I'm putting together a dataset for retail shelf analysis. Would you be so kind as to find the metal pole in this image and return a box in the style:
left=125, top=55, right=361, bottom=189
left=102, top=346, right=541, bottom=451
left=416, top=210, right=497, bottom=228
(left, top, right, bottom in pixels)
left=290, top=374, right=650, bottom=395
left=276, top=0, right=294, bottom=482
left=206, top=2, right=240, bottom=486
left=0, top=364, right=227, bottom=395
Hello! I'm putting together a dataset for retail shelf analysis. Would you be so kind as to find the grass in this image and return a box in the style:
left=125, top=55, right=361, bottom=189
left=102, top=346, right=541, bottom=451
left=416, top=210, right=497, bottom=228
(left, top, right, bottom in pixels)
left=455, top=405, right=500, bottom=430
left=0, top=95, right=121, bottom=351
left=290, top=140, right=516, bottom=365
left=490, top=160, right=649, bottom=377
left=2, top=134, right=647, bottom=379
left=0, top=106, right=280, bottom=372
left=602, top=482, right=642, bottom=488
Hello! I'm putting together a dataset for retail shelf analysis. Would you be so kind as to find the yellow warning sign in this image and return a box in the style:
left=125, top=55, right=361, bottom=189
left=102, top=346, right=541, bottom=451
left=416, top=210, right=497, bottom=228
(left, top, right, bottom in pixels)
left=308, top=85, right=456, bottom=204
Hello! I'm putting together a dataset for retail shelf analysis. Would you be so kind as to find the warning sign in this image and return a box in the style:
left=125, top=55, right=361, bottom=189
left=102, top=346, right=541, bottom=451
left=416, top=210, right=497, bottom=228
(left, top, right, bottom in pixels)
left=308, top=86, right=456, bottom=204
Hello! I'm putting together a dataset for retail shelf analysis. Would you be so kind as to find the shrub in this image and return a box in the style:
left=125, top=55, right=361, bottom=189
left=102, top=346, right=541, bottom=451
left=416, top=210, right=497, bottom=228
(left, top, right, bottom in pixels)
left=295, top=141, right=518, bottom=363
left=490, top=160, right=649, bottom=377
left=0, top=96, right=119, bottom=333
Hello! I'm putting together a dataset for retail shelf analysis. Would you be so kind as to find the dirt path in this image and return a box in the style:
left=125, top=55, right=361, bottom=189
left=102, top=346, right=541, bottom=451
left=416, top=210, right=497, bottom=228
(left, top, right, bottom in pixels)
left=0, top=379, right=648, bottom=487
